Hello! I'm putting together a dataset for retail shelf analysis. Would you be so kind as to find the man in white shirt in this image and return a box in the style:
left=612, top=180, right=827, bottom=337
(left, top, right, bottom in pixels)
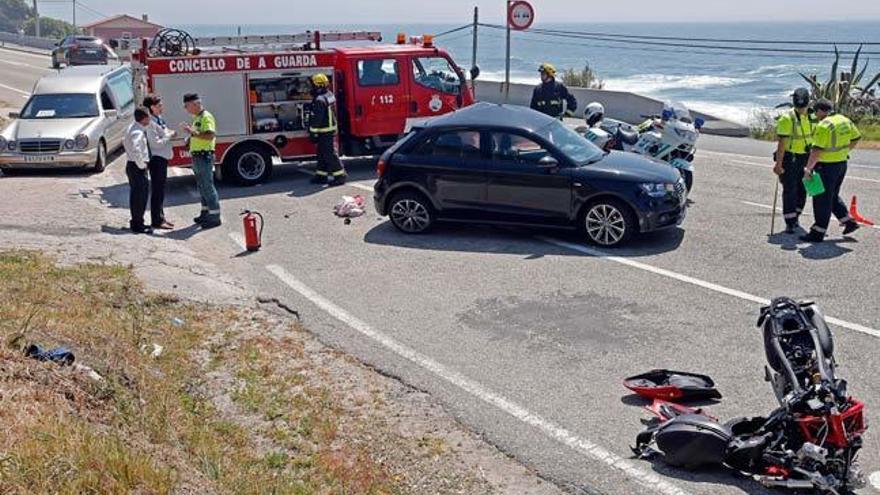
left=124, top=108, right=153, bottom=234
left=143, top=94, right=176, bottom=230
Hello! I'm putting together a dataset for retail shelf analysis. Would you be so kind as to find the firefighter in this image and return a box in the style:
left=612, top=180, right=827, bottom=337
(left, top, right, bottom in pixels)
left=773, top=88, right=813, bottom=234
left=309, top=73, right=346, bottom=186
left=530, top=63, right=577, bottom=120
left=180, top=93, right=222, bottom=229
left=800, top=99, right=861, bottom=243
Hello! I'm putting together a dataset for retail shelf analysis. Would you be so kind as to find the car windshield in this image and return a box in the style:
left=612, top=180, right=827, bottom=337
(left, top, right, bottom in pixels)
left=20, top=94, right=99, bottom=119
left=535, top=120, right=604, bottom=165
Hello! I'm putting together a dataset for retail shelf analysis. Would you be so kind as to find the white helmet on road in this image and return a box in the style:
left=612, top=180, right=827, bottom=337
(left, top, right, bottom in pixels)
left=585, top=102, right=605, bottom=127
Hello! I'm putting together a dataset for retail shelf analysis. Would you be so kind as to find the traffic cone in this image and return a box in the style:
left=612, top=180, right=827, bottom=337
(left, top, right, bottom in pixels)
left=850, top=196, right=875, bottom=226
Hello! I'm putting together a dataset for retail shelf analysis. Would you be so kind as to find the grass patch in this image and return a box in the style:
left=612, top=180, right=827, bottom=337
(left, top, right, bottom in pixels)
left=0, top=250, right=400, bottom=494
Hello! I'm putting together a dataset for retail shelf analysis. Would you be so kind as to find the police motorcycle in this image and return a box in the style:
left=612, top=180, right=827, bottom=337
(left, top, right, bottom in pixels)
left=577, top=102, right=703, bottom=192
left=633, top=298, right=867, bottom=495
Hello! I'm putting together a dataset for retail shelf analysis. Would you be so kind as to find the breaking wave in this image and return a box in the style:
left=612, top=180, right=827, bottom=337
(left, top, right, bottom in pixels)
left=604, top=74, right=753, bottom=94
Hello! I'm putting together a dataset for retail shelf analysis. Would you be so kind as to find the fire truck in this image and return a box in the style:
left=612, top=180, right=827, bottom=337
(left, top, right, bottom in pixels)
left=131, top=30, right=475, bottom=185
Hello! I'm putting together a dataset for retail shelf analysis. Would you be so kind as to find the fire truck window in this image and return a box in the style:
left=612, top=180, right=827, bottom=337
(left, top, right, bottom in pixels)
left=414, top=131, right=481, bottom=160
left=357, top=59, right=399, bottom=87
left=412, top=57, right=461, bottom=94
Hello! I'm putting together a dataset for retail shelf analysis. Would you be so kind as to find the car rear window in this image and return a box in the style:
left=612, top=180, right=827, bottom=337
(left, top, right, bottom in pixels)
left=413, top=131, right=481, bottom=159
left=20, top=94, right=99, bottom=119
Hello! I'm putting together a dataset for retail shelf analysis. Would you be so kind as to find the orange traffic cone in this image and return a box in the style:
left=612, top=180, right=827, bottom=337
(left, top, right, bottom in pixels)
left=850, top=196, right=875, bottom=226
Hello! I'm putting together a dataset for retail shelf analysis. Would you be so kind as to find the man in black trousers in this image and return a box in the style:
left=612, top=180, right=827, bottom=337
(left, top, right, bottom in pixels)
left=123, top=108, right=153, bottom=234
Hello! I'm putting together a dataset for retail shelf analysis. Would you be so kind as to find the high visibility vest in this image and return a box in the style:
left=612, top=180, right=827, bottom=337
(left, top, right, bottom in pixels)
left=309, top=92, right=338, bottom=135
left=814, top=114, right=861, bottom=163
left=776, top=110, right=814, bottom=155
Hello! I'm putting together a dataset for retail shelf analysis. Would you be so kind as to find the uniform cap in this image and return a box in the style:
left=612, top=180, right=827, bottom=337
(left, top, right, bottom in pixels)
left=183, top=93, right=200, bottom=103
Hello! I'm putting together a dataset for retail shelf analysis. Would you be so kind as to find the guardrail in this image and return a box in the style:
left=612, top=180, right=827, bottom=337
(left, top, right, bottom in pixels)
left=0, top=32, right=57, bottom=51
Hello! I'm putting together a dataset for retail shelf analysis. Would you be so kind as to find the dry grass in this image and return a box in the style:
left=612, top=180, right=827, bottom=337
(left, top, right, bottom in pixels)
left=0, top=250, right=400, bottom=495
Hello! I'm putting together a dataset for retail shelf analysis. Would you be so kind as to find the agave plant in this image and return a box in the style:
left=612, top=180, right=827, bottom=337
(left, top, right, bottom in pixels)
left=800, top=45, right=880, bottom=116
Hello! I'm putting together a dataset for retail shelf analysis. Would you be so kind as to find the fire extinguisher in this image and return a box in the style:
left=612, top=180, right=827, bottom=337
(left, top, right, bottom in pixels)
left=240, top=210, right=264, bottom=252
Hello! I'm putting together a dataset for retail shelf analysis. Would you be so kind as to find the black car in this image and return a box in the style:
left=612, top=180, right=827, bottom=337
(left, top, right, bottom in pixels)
left=51, top=36, right=114, bottom=68
left=373, top=103, right=687, bottom=247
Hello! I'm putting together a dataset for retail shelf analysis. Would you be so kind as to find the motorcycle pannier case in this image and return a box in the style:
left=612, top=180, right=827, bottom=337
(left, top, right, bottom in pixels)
left=654, top=414, right=732, bottom=468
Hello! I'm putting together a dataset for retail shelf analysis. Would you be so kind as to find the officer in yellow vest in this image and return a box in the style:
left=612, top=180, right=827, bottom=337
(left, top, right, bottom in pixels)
left=181, top=93, right=222, bottom=229
left=309, top=73, right=346, bottom=186
left=774, top=88, right=814, bottom=234
left=801, top=99, right=861, bottom=242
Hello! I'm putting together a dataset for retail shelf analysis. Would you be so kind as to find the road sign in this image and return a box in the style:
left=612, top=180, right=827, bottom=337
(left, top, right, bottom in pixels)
left=508, top=1, right=535, bottom=31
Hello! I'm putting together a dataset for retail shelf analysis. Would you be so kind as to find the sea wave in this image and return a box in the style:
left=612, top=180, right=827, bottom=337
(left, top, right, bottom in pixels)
left=604, top=74, right=753, bottom=94
left=680, top=100, right=760, bottom=126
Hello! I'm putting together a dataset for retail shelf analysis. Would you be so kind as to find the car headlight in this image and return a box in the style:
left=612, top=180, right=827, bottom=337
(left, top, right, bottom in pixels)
left=7, top=140, right=16, bottom=151
left=64, top=139, right=76, bottom=150
left=639, top=183, right=675, bottom=197
left=75, top=134, right=89, bottom=150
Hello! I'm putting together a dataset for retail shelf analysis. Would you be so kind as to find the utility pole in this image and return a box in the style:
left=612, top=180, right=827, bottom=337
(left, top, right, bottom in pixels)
left=504, top=0, right=511, bottom=102
left=72, top=0, right=77, bottom=32
left=32, top=0, right=40, bottom=38
left=471, top=6, right=478, bottom=80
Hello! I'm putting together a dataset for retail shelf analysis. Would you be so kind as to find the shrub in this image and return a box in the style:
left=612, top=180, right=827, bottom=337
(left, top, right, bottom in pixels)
left=561, top=63, right=605, bottom=89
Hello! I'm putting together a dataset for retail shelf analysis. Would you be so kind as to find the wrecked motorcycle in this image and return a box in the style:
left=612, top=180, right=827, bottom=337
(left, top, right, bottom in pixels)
left=633, top=298, right=867, bottom=494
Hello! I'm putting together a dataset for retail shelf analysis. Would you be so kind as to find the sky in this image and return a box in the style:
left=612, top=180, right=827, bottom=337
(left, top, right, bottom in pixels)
left=36, top=0, right=880, bottom=26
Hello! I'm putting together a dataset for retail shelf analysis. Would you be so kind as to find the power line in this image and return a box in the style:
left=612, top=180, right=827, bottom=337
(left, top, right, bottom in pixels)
left=480, top=23, right=880, bottom=47
left=434, top=24, right=472, bottom=38
left=479, top=23, right=880, bottom=56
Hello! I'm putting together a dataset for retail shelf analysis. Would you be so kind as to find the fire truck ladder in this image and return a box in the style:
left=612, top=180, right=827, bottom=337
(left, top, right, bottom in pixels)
left=194, top=31, right=382, bottom=52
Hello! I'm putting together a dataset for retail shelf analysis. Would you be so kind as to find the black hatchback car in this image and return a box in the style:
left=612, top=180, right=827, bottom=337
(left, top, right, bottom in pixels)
left=374, top=103, right=687, bottom=247
left=51, top=36, right=114, bottom=68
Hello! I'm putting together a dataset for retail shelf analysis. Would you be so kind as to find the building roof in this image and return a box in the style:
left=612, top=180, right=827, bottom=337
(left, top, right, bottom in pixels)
left=81, top=14, right=163, bottom=30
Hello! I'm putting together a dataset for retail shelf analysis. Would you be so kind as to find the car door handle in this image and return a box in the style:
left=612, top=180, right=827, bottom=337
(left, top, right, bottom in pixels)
left=573, top=182, right=583, bottom=187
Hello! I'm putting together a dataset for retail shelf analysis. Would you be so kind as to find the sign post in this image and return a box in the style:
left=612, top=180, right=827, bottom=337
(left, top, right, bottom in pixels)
left=505, top=1, right=535, bottom=103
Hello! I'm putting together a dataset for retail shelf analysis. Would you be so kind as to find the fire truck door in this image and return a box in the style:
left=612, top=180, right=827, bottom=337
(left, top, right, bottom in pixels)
left=408, top=55, right=464, bottom=119
left=350, top=58, right=408, bottom=137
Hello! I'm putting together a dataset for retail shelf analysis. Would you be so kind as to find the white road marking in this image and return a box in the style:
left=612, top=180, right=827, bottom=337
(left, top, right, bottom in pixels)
left=723, top=158, right=880, bottom=184
left=701, top=149, right=879, bottom=171
left=229, top=232, right=246, bottom=250
left=0, top=81, right=30, bottom=97
left=538, top=237, right=880, bottom=339
left=740, top=200, right=880, bottom=230
left=0, top=58, right=46, bottom=70
left=869, top=471, right=880, bottom=490
left=265, top=264, right=693, bottom=495
left=292, top=167, right=373, bottom=192
left=169, top=167, right=187, bottom=177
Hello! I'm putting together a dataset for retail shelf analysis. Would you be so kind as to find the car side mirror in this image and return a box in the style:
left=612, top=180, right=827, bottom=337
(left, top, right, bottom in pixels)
left=537, top=155, right=559, bottom=169
left=8, top=112, right=19, bottom=119
left=470, top=65, right=480, bottom=80
left=104, top=109, right=118, bottom=119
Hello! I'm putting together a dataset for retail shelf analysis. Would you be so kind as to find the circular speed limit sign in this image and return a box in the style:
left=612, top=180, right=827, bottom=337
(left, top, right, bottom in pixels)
left=508, top=1, right=535, bottom=31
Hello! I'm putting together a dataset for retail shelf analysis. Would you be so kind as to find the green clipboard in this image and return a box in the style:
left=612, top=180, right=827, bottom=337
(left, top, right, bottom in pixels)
left=803, top=173, right=825, bottom=197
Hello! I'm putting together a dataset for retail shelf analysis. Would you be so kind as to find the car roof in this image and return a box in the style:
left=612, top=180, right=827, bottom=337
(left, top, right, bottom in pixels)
left=34, top=65, right=129, bottom=95
left=423, top=102, right=557, bottom=133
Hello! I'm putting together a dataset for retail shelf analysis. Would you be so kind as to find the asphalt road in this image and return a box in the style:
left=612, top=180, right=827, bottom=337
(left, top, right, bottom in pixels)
left=0, top=47, right=51, bottom=114
left=3, top=52, right=880, bottom=495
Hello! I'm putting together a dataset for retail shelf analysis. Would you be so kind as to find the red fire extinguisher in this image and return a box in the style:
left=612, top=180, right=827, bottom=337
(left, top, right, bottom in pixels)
left=241, top=210, right=264, bottom=252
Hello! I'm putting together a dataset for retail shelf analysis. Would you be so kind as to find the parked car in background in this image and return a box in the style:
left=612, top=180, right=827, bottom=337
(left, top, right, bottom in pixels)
left=373, top=103, right=688, bottom=247
left=51, top=36, right=117, bottom=68
left=0, top=65, right=134, bottom=173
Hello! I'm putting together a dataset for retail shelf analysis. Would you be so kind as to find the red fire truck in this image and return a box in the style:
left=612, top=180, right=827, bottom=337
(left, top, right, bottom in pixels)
left=131, top=30, right=475, bottom=185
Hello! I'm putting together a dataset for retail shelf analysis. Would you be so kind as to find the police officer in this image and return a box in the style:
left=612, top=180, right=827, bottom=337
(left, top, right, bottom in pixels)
left=309, top=73, right=346, bottom=186
left=774, top=88, right=813, bottom=234
left=180, top=93, right=221, bottom=229
left=800, top=99, right=861, bottom=243
left=530, top=63, right=577, bottom=119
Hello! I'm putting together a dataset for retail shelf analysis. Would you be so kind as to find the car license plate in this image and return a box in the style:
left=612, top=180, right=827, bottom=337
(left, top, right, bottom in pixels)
left=24, top=155, right=56, bottom=163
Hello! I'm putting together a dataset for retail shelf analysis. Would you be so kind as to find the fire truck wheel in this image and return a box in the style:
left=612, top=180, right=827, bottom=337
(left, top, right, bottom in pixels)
left=224, top=144, right=273, bottom=186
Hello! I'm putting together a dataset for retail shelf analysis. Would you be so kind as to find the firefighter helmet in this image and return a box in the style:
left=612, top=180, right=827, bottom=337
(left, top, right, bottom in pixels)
left=538, top=63, right=557, bottom=78
left=311, top=73, right=330, bottom=88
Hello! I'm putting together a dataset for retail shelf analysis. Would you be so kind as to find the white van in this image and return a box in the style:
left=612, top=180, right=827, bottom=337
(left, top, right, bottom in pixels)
left=0, top=64, right=134, bottom=172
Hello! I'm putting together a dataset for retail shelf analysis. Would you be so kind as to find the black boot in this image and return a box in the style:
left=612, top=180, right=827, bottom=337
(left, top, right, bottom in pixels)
left=200, top=216, right=222, bottom=229
left=310, top=175, right=326, bottom=184
left=785, top=222, right=799, bottom=234
left=193, top=213, right=207, bottom=224
left=799, top=231, right=824, bottom=243
left=328, top=174, right=347, bottom=187
left=842, top=221, right=861, bottom=235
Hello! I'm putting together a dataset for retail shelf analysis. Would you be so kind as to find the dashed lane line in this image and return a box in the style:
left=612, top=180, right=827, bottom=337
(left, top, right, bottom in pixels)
left=265, top=264, right=693, bottom=495
left=740, top=200, right=880, bottom=230
left=538, top=236, right=880, bottom=339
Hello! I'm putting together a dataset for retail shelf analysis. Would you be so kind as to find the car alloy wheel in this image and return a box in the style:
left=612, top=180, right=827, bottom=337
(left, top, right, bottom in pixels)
left=390, top=197, right=432, bottom=233
left=585, top=203, right=627, bottom=246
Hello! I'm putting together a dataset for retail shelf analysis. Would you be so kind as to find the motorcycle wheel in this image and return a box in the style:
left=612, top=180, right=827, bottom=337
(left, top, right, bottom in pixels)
left=682, top=170, right=694, bottom=192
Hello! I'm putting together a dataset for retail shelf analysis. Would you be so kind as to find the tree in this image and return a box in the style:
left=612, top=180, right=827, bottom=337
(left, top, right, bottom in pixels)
left=24, top=17, right=78, bottom=39
left=0, top=0, right=33, bottom=34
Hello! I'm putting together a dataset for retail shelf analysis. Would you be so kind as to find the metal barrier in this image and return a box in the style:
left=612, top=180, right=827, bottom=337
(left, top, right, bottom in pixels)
left=0, top=32, right=57, bottom=51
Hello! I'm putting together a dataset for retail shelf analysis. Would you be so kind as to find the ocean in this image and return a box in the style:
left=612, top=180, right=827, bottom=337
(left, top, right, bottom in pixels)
left=176, top=21, right=880, bottom=125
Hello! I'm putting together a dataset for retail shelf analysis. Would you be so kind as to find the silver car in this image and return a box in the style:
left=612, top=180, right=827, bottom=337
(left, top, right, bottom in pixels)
left=0, top=65, right=134, bottom=172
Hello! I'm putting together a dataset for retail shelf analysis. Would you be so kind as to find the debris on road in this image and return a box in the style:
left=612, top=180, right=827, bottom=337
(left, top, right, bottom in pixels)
left=624, top=369, right=722, bottom=402
left=333, top=195, right=366, bottom=225
left=25, top=343, right=74, bottom=366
